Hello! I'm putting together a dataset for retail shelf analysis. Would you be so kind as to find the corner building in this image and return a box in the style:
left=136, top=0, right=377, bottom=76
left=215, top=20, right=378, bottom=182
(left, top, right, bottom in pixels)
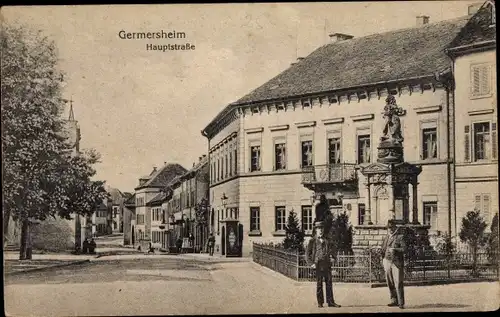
left=202, top=5, right=497, bottom=256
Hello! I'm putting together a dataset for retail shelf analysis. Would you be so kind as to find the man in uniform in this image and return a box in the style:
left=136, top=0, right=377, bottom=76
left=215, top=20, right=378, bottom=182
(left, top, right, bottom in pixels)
left=381, top=219, right=407, bottom=309
left=306, top=221, right=341, bottom=308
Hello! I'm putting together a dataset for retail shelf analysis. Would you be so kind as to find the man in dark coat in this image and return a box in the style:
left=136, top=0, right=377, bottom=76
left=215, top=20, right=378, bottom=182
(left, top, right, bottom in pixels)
left=381, top=219, right=407, bottom=309
left=315, top=195, right=330, bottom=223
left=306, top=221, right=341, bottom=308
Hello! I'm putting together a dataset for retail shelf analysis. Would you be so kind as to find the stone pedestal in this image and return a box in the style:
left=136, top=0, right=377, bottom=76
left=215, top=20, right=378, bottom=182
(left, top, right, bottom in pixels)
left=352, top=225, right=388, bottom=254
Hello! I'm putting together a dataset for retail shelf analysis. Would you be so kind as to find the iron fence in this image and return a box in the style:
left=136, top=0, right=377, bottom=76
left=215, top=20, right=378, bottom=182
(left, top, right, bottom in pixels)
left=253, top=243, right=499, bottom=283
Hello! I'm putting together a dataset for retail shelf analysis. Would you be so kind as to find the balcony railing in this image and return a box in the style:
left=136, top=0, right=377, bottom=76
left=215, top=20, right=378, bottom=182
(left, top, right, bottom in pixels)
left=301, top=163, right=357, bottom=184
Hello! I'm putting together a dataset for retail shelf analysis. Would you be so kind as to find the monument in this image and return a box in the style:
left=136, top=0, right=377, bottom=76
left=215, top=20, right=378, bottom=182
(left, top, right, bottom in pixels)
left=353, top=95, right=430, bottom=252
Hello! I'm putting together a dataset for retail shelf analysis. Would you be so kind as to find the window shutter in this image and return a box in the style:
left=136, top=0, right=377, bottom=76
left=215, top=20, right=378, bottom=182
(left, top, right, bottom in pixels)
left=474, top=194, right=482, bottom=212
left=464, top=125, right=471, bottom=162
left=492, top=122, right=497, bottom=160
left=472, top=66, right=481, bottom=96
left=480, top=65, right=491, bottom=95
left=483, top=194, right=491, bottom=223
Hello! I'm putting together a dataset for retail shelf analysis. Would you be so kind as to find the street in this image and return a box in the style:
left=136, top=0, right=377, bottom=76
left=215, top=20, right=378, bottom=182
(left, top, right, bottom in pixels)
left=5, top=256, right=499, bottom=315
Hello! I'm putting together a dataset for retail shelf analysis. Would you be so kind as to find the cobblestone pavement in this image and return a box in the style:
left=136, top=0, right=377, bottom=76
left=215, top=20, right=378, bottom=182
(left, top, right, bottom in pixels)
left=4, top=258, right=499, bottom=316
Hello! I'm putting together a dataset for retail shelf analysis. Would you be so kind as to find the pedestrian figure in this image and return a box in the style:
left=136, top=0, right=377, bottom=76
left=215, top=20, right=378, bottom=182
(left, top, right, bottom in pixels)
left=188, top=233, right=195, bottom=249
left=207, top=232, right=215, bottom=256
left=82, top=239, right=89, bottom=254
left=176, top=238, right=183, bottom=254
left=89, top=238, right=97, bottom=254
left=148, top=242, right=155, bottom=254
left=381, top=219, right=407, bottom=309
left=306, top=221, right=341, bottom=308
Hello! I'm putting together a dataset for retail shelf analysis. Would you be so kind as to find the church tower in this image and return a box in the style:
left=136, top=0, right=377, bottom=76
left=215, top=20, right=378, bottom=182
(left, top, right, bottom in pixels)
left=64, top=98, right=81, bottom=156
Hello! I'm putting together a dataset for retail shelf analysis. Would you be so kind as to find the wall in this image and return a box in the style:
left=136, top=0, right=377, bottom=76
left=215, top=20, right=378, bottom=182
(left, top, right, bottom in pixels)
left=453, top=49, right=498, bottom=232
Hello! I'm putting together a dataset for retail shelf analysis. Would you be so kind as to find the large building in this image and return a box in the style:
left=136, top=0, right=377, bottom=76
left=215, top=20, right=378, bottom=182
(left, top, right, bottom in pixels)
left=201, top=3, right=497, bottom=257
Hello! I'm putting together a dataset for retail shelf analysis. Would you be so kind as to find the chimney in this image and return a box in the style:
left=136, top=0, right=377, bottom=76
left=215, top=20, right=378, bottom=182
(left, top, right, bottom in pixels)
left=416, top=15, right=430, bottom=26
left=468, top=3, right=482, bottom=15
left=192, top=162, right=195, bottom=168
left=328, top=33, right=354, bottom=43
left=291, top=61, right=297, bottom=66
left=199, top=156, right=202, bottom=162
left=202, top=155, right=207, bottom=159
left=297, top=57, right=304, bottom=62
left=152, top=166, right=157, bottom=172
left=164, top=161, right=167, bottom=165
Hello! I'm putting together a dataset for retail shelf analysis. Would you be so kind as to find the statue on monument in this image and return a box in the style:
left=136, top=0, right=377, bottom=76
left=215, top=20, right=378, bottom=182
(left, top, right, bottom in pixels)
left=380, top=95, right=404, bottom=145
left=377, top=95, right=405, bottom=163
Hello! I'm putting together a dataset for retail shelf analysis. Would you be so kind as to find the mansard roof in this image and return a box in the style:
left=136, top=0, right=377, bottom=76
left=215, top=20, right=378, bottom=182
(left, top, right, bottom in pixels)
left=202, top=16, right=469, bottom=138
left=447, top=2, right=496, bottom=53
left=232, top=16, right=468, bottom=106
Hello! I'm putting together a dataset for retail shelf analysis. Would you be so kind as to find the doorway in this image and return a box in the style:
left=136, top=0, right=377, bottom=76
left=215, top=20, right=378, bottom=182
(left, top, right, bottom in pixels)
left=131, top=225, right=135, bottom=245
left=221, top=226, right=226, bottom=256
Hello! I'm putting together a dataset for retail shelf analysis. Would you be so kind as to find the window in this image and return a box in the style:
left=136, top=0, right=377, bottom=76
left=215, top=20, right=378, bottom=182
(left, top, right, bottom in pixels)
left=471, top=64, right=492, bottom=98
left=136, top=214, right=145, bottom=225
left=225, top=153, right=228, bottom=177
left=473, top=122, right=491, bottom=161
left=250, top=207, right=260, bottom=232
left=301, top=140, right=313, bottom=167
left=229, top=149, right=233, bottom=177
left=217, top=210, right=220, bottom=233
left=474, top=194, right=492, bottom=224
left=422, top=127, right=438, bottom=159
left=275, top=206, right=286, bottom=231
left=217, top=158, right=220, bottom=181
left=250, top=145, right=261, bottom=172
left=328, top=138, right=341, bottom=164
left=301, top=206, right=313, bottom=232
left=274, top=143, right=286, bottom=170
left=358, top=203, right=366, bottom=225
left=357, top=135, right=371, bottom=163
left=233, top=149, right=238, bottom=175
left=423, top=202, right=438, bottom=230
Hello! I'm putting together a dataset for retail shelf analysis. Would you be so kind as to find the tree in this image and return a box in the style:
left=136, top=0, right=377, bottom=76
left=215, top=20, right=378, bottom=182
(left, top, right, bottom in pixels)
left=459, top=210, right=488, bottom=277
left=329, top=211, right=354, bottom=255
left=487, top=212, right=499, bottom=265
left=1, top=24, right=107, bottom=260
left=283, top=209, right=305, bottom=253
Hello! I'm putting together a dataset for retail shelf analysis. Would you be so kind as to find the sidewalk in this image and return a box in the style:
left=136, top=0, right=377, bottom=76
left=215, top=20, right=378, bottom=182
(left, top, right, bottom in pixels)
left=4, top=258, right=91, bottom=276
left=176, top=253, right=252, bottom=263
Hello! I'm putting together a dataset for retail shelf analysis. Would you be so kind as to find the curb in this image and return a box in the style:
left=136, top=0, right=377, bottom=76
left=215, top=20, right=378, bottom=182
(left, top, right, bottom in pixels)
left=5, top=259, right=90, bottom=276
left=370, top=278, right=499, bottom=288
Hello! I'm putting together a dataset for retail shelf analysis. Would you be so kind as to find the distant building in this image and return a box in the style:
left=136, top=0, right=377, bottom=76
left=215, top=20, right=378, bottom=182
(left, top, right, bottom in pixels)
left=201, top=3, right=497, bottom=256
left=164, top=155, right=209, bottom=252
left=123, top=193, right=136, bottom=245
left=133, top=163, right=187, bottom=250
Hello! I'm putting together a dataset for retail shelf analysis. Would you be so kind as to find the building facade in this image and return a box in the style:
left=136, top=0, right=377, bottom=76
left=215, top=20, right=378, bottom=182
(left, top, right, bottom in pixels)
left=447, top=1, right=497, bottom=235
left=133, top=163, right=187, bottom=250
left=164, top=155, right=210, bottom=252
left=202, top=4, right=497, bottom=256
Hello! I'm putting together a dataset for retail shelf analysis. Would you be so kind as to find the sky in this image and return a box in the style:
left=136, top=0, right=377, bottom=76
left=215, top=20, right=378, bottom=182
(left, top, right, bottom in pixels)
left=2, top=1, right=479, bottom=193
